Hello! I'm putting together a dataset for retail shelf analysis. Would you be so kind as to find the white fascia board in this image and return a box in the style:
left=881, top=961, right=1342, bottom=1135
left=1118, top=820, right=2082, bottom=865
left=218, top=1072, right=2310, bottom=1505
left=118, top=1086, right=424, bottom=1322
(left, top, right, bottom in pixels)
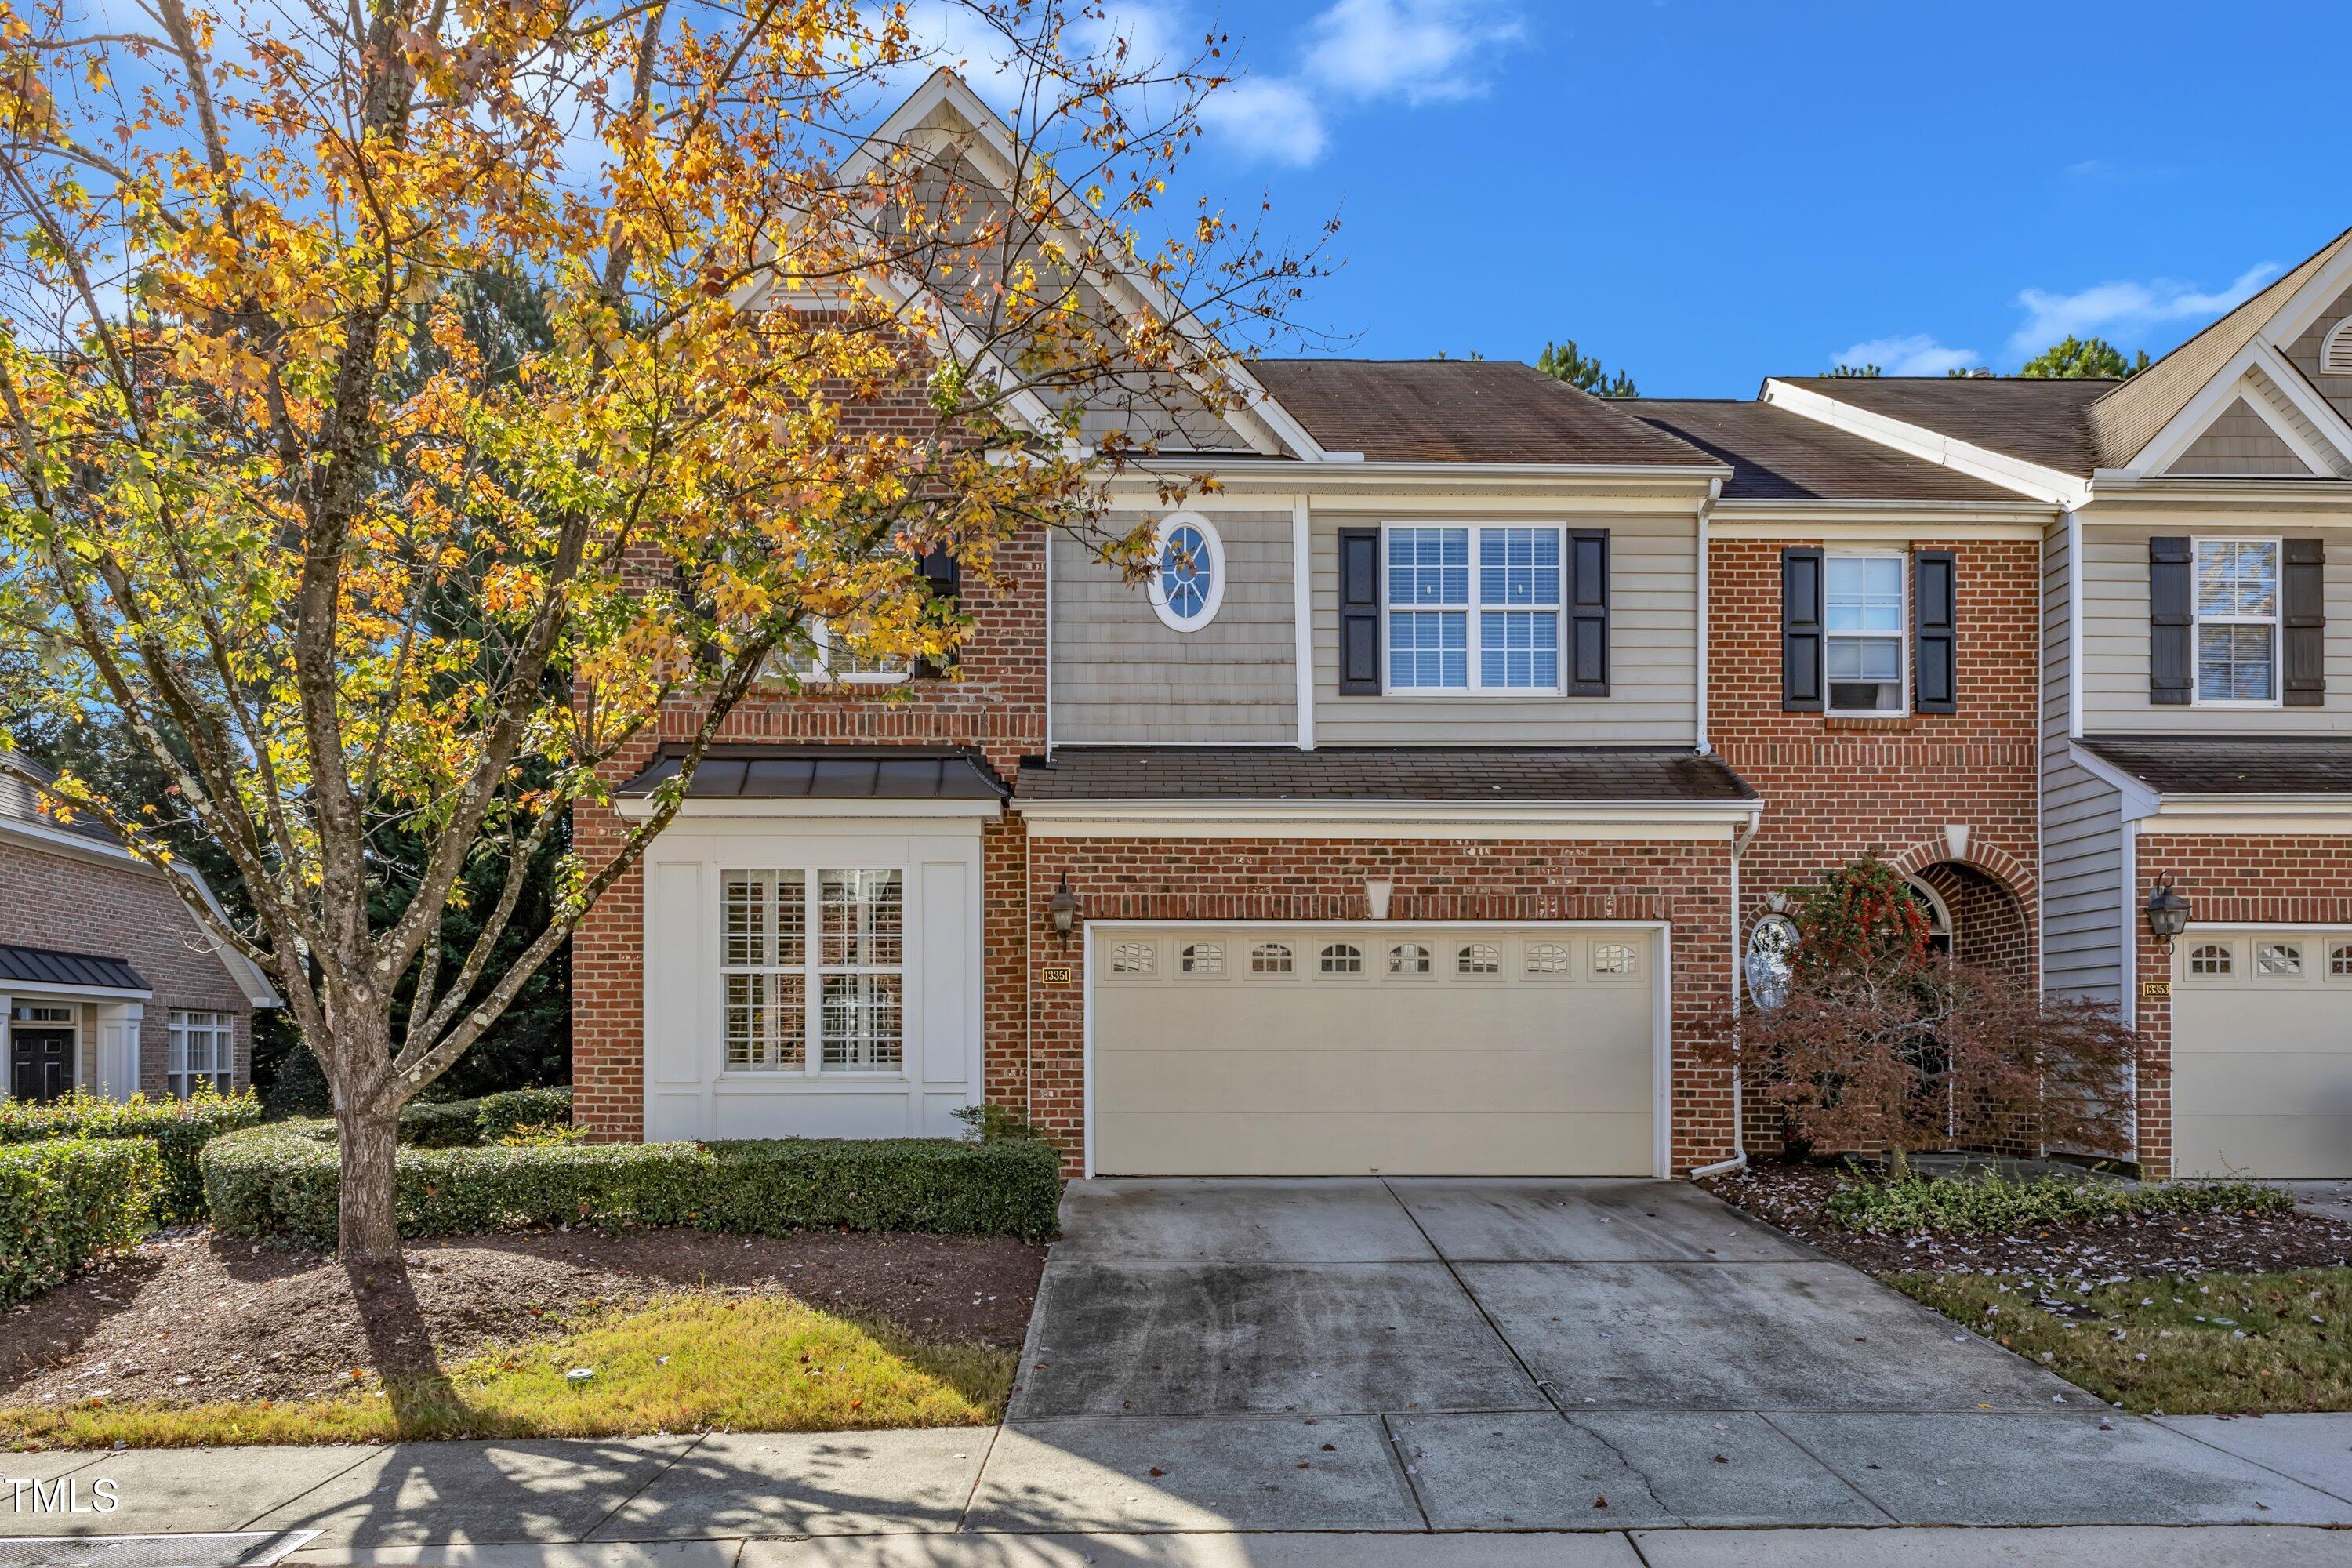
left=1761, top=379, right=2092, bottom=508
left=2063, top=742, right=2164, bottom=822
left=2079, top=475, right=2352, bottom=509
left=2136, top=797, right=2352, bottom=833
left=1708, top=500, right=2054, bottom=539
left=609, top=796, right=1004, bottom=823
left=2256, top=234, right=2352, bottom=352
left=1013, top=799, right=1761, bottom=840
left=1099, top=459, right=1730, bottom=494
left=2131, top=339, right=2352, bottom=477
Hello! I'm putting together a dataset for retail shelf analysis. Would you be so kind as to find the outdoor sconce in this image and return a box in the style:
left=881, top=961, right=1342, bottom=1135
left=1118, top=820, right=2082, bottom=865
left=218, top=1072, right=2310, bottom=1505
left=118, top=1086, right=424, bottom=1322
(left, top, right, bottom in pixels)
left=2143, top=880, right=2191, bottom=950
left=1050, top=872, right=1080, bottom=948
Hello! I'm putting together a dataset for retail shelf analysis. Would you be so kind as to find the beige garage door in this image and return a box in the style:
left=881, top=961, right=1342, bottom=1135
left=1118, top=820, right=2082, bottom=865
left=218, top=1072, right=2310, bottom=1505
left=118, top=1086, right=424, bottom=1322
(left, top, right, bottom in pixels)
left=1091, top=925, right=1658, bottom=1176
left=2172, top=930, right=2352, bottom=1178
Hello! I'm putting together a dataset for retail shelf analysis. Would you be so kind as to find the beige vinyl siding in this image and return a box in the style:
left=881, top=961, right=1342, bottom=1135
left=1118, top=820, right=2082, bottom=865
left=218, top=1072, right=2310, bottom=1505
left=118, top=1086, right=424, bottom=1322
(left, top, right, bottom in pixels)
left=2244, top=365, right=2350, bottom=476
left=2165, top=397, right=2311, bottom=476
left=2284, top=284, right=2352, bottom=431
left=2079, top=520, right=2352, bottom=732
left=1308, top=510, right=1697, bottom=746
left=2042, top=760, right=2124, bottom=1004
left=1050, top=511, right=1298, bottom=743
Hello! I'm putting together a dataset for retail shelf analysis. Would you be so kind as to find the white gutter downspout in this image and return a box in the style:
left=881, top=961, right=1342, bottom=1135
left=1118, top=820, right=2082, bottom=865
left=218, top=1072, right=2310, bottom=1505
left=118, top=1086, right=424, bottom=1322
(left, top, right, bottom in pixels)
left=1694, top=477, right=1720, bottom=756
left=1689, top=810, right=1759, bottom=1180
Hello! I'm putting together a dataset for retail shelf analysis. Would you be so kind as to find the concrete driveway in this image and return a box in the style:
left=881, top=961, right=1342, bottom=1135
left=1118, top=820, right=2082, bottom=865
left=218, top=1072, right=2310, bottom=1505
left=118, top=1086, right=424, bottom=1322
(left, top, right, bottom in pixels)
left=988, top=1178, right=2352, bottom=1530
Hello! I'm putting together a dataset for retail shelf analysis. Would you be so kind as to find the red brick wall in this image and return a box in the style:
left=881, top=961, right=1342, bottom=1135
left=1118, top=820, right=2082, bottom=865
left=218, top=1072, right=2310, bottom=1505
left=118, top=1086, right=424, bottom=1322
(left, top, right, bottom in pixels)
left=0, top=838, right=254, bottom=1094
left=1022, top=835, right=1739, bottom=1176
left=2130, top=833, right=2352, bottom=1181
left=1709, top=536, right=2043, bottom=1152
left=569, top=526, right=1050, bottom=1140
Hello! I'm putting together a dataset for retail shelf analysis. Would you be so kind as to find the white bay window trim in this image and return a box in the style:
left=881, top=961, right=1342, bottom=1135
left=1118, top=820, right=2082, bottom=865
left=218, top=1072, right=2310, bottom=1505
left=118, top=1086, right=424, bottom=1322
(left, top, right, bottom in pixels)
left=2190, top=535, right=2282, bottom=708
left=166, top=1009, right=234, bottom=1098
left=1380, top=522, right=1565, bottom=695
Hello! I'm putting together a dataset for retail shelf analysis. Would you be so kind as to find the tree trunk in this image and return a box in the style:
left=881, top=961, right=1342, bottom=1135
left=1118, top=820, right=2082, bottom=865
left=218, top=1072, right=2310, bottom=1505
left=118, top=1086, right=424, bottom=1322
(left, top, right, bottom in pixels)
left=336, top=1099, right=403, bottom=1265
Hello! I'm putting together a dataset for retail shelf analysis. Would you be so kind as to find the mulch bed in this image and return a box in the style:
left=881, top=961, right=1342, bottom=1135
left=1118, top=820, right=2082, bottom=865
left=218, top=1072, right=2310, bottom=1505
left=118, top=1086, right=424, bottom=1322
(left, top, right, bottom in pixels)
left=0, top=1228, right=1044, bottom=1410
left=1703, top=1161, right=2352, bottom=1281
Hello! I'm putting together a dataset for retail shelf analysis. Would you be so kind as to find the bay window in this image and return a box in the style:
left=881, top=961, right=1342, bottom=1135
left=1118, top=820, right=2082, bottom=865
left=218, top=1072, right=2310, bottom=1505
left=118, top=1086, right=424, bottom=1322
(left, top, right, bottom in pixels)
left=168, top=1011, right=234, bottom=1098
left=722, top=867, right=903, bottom=1074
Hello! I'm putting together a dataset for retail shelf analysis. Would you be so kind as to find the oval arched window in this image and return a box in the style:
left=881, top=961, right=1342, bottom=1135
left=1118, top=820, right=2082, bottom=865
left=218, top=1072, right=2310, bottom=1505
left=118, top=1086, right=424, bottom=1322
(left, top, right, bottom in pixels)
left=1149, top=513, right=1225, bottom=632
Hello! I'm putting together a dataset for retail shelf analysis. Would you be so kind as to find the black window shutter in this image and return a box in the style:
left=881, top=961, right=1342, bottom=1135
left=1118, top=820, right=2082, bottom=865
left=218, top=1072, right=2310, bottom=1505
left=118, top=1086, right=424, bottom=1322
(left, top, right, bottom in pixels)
left=2148, top=535, right=2191, bottom=706
left=1338, top=528, right=1382, bottom=694
left=912, top=548, right=961, bottom=680
left=1565, top=529, right=1610, bottom=696
left=2285, top=537, right=2326, bottom=708
left=1781, top=546, right=1824, bottom=712
left=1913, top=549, right=1958, bottom=714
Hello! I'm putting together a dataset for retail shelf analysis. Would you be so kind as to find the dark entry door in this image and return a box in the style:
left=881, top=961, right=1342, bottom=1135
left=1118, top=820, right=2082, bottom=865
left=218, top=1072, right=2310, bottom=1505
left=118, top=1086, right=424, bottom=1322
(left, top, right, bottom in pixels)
left=9, top=1027, right=72, bottom=1102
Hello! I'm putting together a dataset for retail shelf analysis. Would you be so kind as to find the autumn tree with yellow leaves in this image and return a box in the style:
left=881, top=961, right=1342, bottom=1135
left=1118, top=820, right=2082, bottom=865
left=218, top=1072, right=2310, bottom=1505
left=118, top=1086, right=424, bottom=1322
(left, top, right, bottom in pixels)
left=0, top=0, right=1322, bottom=1261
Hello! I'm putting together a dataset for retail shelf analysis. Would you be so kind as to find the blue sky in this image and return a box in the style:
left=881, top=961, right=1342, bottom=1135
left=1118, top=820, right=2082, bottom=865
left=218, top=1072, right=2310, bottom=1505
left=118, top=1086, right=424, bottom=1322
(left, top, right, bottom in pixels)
left=976, top=0, right=2350, bottom=396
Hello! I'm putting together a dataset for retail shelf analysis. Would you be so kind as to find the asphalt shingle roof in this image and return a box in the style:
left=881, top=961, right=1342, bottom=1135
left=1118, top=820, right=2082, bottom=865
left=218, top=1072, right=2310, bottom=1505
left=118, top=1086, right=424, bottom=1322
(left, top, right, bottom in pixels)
left=1250, top=359, right=1720, bottom=467
left=1016, top=746, right=1755, bottom=804
left=2078, top=735, right=2352, bottom=796
left=616, top=746, right=1007, bottom=802
left=1627, top=400, right=2031, bottom=502
left=1770, top=376, right=2114, bottom=477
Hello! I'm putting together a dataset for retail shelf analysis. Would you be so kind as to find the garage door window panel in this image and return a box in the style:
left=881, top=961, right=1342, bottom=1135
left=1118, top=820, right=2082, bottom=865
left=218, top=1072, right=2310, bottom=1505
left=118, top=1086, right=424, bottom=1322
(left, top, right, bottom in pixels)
left=1106, top=939, right=1160, bottom=979
left=1522, top=941, right=1575, bottom=980
left=1386, top=942, right=1432, bottom=979
left=2331, top=943, right=2352, bottom=979
left=1455, top=941, right=1501, bottom=978
left=2256, top=941, right=2306, bottom=979
left=1179, top=942, right=1226, bottom=978
left=1592, top=941, right=1640, bottom=981
left=1317, top=942, right=1364, bottom=977
left=2187, top=942, right=2234, bottom=978
left=1249, top=941, right=1296, bottom=977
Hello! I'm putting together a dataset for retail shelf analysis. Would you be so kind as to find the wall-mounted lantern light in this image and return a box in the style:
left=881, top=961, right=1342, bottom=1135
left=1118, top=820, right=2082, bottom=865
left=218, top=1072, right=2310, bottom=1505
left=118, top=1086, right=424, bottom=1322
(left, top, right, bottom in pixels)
left=2143, top=880, right=2191, bottom=950
left=1050, top=872, right=1080, bottom=948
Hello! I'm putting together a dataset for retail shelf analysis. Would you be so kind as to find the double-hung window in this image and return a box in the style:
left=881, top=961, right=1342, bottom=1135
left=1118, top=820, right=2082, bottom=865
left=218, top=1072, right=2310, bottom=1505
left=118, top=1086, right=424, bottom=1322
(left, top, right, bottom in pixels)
left=1824, top=554, right=1906, bottom=714
left=1386, top=525, right=1561, bottom=692
left=776, top=623, right=909, bottom=686
left=2194, top=538, right=2279, bottom=704
left=721, top=868, right=904, bottom=1074
left=167, top=1011, right=234, bottom=1098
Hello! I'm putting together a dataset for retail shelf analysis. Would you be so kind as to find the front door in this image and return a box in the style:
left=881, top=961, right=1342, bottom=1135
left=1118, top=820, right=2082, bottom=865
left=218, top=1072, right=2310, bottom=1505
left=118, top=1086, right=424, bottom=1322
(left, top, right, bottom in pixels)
left=9, top=1026, right=73, bottom=1102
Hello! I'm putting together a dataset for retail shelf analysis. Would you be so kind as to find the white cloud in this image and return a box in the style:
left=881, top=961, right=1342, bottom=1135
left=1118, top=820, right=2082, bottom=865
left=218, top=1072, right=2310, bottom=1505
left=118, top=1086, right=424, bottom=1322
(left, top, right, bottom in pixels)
left=1831, top=334, right=1980, bottom=377
left=2006, top=263, right=2279, bottom=357
left=1302, top=0, right=1523, bottom=105
left=1199, top=76, right=1329, bottom=168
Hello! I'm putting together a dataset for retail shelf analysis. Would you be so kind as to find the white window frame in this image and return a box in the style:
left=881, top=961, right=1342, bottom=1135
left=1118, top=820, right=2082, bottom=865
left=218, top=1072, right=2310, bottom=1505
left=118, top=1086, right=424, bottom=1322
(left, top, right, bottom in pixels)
left=1148, top=512, right=1226, bottom=633
left=166, top=1009, right=234, bottom=1098
left=720, top=866, right=906, bottom=1077
left=774, top=625, right=910, bottom=688
left=1823, top=550, right=1909, bottom=717
left=2190, top=535, right=2283, bottom=710
left=1380, top=523, right=1566, bottom=696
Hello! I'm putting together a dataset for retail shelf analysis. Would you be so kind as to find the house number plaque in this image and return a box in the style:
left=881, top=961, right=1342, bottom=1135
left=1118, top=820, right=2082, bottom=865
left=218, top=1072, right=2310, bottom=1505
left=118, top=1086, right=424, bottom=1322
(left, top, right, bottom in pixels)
left=2140, top=980, right=2170, bottom=1000
left=1041, top=965, right=1074, bottom=986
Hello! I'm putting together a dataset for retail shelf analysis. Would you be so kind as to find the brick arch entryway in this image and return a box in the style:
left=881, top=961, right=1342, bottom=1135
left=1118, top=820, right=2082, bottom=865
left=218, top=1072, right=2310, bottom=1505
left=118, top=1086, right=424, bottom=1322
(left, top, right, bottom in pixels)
left=1902, top=856, right=2034, bottom=982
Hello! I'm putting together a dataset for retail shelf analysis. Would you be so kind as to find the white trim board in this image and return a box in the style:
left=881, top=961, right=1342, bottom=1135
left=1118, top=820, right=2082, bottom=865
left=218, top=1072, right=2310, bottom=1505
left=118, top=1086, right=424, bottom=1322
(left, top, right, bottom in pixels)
left=1760, top=379, right=2091, bottom=507
left=1076, top=916, right=1676, bottom=1181
left=2132, top=342, right=2352, bottom=478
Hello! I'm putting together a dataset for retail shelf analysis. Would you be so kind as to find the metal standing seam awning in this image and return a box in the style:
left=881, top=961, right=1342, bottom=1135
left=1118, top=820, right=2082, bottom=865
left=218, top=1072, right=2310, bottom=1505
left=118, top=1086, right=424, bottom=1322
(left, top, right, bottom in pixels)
left=613, top=746, right=1010, bottom=805
left=0, top=943, right=151, bottom=996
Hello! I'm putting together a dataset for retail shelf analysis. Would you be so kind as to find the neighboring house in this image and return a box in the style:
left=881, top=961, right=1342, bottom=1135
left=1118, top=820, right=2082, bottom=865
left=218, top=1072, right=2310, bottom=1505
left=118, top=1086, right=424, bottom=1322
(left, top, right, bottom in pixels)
left=0, top=756, right=278, bottom=1103
left=569, top=69, right=2352, bottom=1182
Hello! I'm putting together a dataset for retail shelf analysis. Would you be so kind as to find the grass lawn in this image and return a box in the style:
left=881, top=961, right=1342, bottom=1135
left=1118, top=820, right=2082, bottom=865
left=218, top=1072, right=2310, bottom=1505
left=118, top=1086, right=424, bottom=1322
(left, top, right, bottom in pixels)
left=1892, top=1266, right=2352, bottom=1414
left=0, top=1294, right=1012, bottom=1450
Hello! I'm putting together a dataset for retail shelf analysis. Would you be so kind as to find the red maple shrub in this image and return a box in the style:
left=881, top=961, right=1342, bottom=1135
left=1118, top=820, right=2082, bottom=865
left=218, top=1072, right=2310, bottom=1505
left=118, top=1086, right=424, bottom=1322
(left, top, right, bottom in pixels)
left=1713, top=857, right=2140, bottom=1174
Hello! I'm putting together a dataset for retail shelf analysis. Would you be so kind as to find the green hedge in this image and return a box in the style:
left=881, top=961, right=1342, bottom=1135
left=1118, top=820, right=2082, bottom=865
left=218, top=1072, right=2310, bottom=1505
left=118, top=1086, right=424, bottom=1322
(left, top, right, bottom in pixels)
left=0, top=1089, right=262, bottom=1223
left=1824, top=1171, right=2295, bottom=1235
left=0, top=1139, right=164, bottom=1308
left=395, top=1087, right=572, bottom=1149
left=203, top=1122, right=1062, bottom=1246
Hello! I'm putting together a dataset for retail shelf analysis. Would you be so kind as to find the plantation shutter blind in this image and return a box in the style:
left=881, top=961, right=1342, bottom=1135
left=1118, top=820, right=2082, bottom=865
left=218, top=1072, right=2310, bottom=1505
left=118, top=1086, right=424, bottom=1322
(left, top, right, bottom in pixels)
left=1338, top=528, right=1382, bottom=694
left=2285, top=537, right=2326, bottom=708
left=1913, top=549, right=1958, bottom=714
left=1781, top=546, right=1825, bottom=712
left=2147, top=535, right=2192, bottom=706
left=1566, top=529, right=1610, bottom=696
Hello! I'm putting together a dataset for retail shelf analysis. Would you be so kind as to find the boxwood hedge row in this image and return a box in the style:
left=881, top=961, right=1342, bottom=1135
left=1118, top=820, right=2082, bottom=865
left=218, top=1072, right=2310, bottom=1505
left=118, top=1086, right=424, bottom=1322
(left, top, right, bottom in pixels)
left=203, top=1121, right=1062, bottom=1245
left=396, top=1086, right=574, bottom=1148
left=0, top=1089, right=262, bottom=1223
left=0, top=1139, right=164, bottom=1308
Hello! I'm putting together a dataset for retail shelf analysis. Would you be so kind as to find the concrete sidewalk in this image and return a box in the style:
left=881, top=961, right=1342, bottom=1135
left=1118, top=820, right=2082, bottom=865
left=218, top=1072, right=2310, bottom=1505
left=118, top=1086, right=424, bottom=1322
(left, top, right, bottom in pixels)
left=4, top=1414, right=2350, bottom=1563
